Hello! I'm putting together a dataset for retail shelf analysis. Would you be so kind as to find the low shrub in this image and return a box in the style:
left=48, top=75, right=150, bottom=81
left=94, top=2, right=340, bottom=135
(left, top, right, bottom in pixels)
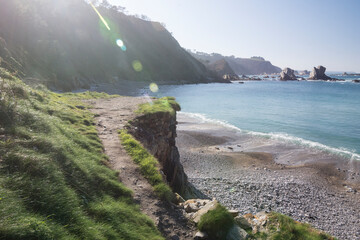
left=136, top=97, right=180, bottom=116
left=198, top=204, right=234, bottom=240
left=269, top=212, right=337, bottom=240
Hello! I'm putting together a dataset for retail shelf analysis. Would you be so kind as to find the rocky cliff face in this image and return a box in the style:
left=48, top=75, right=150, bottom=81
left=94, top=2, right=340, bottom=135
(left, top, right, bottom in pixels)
left=127, top=108, right=200, bottom=199
left=190, top=51, right=282, bottom=75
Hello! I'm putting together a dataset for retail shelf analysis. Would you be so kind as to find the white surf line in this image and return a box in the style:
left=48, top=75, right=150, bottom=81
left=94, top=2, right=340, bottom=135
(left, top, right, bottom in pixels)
left=179, top=112, right=360, bottom=161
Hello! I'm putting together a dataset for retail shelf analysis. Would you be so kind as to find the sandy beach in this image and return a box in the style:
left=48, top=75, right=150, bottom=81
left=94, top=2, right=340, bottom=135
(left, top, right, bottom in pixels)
left=176, top=113, right=360, bottom=240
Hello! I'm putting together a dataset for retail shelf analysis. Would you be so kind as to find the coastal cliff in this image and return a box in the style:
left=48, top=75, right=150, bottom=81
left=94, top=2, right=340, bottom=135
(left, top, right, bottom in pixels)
left=126, top=100, right=199, bottom=199
left=190, top=51, right=282, bottom=75
left=123, top=97, right=338, bottom=239
left=0, top=0, right=222, bottom=92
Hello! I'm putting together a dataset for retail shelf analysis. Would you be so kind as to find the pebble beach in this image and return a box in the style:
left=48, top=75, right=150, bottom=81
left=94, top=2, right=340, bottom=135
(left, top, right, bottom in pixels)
left=176, top=113, right=360, bottom=240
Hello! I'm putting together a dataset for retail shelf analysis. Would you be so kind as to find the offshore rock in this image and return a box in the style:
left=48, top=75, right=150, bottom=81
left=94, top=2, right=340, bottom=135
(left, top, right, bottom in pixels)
left=308, top=65, right=332, bottom=80
left=280, top=68, right=297, bottom=80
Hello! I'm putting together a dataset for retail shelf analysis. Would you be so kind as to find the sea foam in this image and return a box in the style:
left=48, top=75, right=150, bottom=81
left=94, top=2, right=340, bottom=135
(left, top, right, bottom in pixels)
left=180, top=112, right=360, bottom=161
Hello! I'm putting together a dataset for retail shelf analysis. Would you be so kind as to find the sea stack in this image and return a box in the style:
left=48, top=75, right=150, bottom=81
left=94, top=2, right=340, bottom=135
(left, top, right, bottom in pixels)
left=280, top=67, right=297, bottom=80
left=308, top=66, right=332, bottom=80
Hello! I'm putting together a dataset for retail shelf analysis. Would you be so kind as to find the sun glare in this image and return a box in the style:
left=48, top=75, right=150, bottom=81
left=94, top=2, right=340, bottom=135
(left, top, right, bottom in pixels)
left=90, top=2, right=110, bottom=31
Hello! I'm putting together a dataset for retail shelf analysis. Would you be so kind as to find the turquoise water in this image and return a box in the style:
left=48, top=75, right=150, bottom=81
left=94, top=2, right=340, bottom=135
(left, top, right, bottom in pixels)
left=154, top=81, right=360, bottom=160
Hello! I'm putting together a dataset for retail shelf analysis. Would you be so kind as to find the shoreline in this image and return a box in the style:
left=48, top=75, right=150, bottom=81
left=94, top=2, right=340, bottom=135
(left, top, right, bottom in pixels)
left=178, top=112, right=360, bottom=188
left=176, top=112, right=360, bottom=240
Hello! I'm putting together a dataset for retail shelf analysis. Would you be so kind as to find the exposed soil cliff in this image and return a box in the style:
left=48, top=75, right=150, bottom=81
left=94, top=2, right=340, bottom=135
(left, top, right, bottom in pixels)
left=127, top=106, right=201, bottom=199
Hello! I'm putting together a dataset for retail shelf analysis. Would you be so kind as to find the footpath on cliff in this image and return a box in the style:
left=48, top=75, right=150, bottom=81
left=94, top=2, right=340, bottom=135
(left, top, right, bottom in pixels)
left=87, top=97, right=196, bottom=240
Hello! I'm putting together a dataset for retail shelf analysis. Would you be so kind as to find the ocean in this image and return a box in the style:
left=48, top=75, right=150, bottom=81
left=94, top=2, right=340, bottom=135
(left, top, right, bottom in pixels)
left=151, top=79, right=360, bottom=161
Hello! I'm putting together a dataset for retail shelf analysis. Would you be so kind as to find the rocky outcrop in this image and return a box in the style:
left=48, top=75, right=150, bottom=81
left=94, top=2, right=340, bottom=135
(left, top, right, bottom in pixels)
left=226, top=225, right=248, bottom=240
left=181, top=199, right=219, bottom=223
left=127, top=106, right=203, bottom=199
left=280, top=67, right=297, bottom=80
left=178, top=197, right=336, bottom=239
left=223, top=74, right=241, bottom=80
left=308, top=66, right=332, bottom=80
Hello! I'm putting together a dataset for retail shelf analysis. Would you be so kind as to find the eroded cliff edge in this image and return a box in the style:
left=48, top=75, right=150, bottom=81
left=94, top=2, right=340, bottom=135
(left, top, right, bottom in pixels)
left=126, top=102, right=202, bottom=199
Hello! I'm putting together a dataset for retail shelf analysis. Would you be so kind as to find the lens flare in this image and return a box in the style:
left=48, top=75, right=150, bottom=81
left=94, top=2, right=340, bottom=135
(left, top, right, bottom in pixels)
left=116, top=39, right=124, bottom=47
left=90, top=2, right=111, bottom=31
left=132, top=60, right=143, bottom=72
left=116, top=39, right=127, bottom=51
left=149, top=83, right=159, bottom=92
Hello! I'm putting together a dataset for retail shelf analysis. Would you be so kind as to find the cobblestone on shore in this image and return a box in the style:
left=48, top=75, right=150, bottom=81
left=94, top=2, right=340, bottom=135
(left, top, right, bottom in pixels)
left=177, top=126, right=360, bottom=240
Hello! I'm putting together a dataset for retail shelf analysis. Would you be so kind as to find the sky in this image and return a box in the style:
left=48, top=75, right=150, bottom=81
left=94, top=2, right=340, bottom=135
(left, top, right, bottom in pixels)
left=108, top=0, right=360, bottom=72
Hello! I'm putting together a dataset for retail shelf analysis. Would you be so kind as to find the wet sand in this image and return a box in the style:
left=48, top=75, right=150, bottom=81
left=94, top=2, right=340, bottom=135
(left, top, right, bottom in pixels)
left=176, top=113, right=360, bottom=240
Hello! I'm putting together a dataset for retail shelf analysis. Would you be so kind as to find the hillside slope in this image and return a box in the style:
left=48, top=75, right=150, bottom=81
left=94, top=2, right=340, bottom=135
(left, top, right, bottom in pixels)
left=0, top=67, right=164, bottom=239
left=207, top=59, right=236, bottom=77
left=191, top=51, right=281, bottom=75
left=0, top=0, right=221, bottom=91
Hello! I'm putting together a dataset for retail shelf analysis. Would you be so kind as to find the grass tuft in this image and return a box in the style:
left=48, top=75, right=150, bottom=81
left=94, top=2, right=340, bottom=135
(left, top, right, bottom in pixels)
left=119, top=130, right=174, bottom=202
left=268, top=212, right=337, bottom=240
left=136, top=97, right=180, bottom=116
left=197, top=204, right=234, bottom=240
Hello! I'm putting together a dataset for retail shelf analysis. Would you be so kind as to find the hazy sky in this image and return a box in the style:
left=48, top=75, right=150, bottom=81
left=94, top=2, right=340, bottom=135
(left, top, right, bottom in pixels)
left=108, top=0, right=360, bottom=72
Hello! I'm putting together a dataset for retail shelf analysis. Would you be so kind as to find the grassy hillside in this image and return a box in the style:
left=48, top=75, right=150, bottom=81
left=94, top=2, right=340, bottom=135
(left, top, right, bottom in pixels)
left=0, top=67, right=163, bottom=239
left=0, top=0, right=220, bottom=91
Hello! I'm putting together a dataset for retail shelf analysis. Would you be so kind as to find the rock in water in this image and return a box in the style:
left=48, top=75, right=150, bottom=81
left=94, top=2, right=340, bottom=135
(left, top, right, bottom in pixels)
left=308, top=65, right=332, bottom=80
left=280, top=68, right=297, bottom=80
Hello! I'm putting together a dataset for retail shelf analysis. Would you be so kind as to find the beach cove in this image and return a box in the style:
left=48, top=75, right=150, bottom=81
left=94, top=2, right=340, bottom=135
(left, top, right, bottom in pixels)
left=148, top=80, right=360, bottom=239
left=176, top=113, right=360, bottom=240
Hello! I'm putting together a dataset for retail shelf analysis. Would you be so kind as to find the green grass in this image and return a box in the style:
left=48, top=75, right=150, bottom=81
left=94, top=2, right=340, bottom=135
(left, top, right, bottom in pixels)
left=0, top=67, right=163, bottom=240
left=119, top=130, right=174, bottom=202
left=197, top=204, right=235, bottom=240
left=264, top=212, right=337, bottom=240
left=135, top=97, right=180, bottom=116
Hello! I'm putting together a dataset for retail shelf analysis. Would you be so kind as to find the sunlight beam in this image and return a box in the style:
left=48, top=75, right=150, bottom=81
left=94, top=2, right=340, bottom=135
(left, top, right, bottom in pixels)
left=90, top=2, right=110, bottom=31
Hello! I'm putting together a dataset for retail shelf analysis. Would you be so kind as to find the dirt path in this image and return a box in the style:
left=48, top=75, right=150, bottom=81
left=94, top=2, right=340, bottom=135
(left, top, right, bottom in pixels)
left=87, top=97, right=196, bottom=240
